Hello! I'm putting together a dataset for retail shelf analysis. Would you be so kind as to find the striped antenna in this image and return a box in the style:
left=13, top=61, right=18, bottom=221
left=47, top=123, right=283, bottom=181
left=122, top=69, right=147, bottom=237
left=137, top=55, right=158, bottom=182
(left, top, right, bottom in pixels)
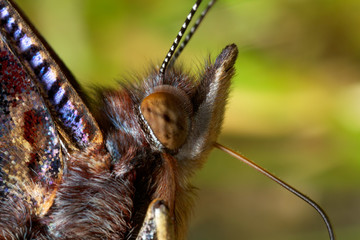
left=169, top=0, right=217, bottom=67
left=159, top=0, right=202, bottom=76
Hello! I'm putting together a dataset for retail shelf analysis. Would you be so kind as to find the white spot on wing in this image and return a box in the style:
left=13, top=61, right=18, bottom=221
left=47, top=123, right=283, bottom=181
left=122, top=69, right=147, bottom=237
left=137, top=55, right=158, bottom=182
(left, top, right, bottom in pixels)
left=42, top=68, right=57, bottom=90
left=6, top=17, right=14, bottom=31
left=54, top=87, right=65, bottom=105
left=20, top=35, right=32, bottom=51
left=31, top=51, right=43, bottom=67
left=0, top=8, right=9, bottom=19
left=13, top=29, right=21, bottom=40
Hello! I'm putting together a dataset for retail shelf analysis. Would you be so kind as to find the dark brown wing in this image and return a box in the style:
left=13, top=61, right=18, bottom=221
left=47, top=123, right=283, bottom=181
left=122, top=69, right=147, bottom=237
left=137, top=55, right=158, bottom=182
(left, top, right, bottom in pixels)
left=0, top=0, right=103, bottom=150
left=0, top=0, right=104, bottom=219
left=0, top=32, right=62, bottom=216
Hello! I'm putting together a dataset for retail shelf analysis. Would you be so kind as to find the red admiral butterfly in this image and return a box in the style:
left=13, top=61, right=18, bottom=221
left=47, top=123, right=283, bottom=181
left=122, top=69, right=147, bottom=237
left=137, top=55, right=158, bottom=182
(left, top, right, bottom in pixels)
left=0, top=0, right=334, bottom=239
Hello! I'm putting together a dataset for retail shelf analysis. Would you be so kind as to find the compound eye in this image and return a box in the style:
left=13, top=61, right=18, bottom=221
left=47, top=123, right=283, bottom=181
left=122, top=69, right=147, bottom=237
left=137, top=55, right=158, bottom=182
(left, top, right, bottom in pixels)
left=140, top=86, right=192, bottom=150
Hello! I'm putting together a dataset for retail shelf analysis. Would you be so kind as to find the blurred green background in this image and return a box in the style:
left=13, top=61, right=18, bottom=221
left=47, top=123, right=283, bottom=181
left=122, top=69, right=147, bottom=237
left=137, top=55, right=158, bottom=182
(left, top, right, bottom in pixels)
left=14, top=0, right=360, bottom=239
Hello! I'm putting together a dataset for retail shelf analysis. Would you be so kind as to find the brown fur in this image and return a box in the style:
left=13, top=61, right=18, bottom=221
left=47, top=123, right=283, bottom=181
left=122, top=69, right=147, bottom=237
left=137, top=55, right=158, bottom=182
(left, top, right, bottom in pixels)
left=0, top=198, right=49, bottom=240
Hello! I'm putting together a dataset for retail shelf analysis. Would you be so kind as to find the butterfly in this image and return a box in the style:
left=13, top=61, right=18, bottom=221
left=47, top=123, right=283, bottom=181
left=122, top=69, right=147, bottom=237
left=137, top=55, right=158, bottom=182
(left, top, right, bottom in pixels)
left=0, top=0, right=335, bottom=239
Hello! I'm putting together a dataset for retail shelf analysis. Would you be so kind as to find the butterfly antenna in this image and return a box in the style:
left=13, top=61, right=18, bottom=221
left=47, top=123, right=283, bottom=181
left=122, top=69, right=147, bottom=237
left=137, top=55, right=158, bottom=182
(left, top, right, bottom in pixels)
left=169, top=0, right=217, bottom=67
left=214, top=142, right=335, bottom=240
left=159, top=0, right=202, bottom=77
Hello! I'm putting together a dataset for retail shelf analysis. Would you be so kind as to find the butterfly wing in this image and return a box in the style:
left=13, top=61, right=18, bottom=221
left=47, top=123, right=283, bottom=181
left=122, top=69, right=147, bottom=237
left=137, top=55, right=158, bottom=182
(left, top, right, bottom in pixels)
left=0, top=0, right=104, bottom=218
left=0, top=0, right=103, bottom=150
left=0, top=33, right=62, bottom=217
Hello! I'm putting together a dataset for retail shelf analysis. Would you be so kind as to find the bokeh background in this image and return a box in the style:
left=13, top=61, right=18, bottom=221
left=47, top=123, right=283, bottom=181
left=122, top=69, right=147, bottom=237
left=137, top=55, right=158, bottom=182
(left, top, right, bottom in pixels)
left=14, top=0, right=360, bottom=239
